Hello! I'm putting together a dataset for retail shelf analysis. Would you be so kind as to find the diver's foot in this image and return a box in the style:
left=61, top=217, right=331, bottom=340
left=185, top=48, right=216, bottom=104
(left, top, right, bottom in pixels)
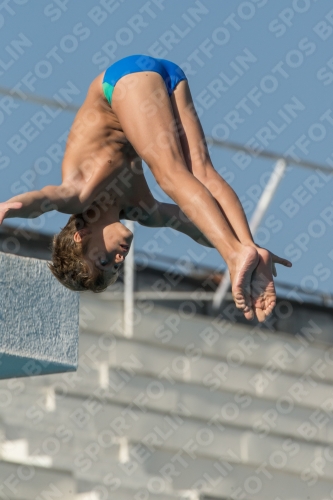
left=251, top=248, right=276, bottom=323
left=229, top=245, right=259, bottom=321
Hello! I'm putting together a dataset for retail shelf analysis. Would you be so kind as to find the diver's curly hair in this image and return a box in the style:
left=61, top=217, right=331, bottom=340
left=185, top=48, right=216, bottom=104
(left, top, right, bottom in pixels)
left=48, top=214, right=118, bottom=292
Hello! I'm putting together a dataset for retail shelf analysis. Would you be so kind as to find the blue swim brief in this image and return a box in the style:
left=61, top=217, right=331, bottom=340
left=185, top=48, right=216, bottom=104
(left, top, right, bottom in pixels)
left=102, top=54, right=187, bottom=106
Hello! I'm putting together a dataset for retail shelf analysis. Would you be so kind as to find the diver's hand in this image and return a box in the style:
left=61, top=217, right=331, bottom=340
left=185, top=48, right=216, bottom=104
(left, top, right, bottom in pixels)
left=0, top=202, right=23, bottom=224
left=270, top=251, right=292, bottom=277
left=255, top=244, right=292, bottom=277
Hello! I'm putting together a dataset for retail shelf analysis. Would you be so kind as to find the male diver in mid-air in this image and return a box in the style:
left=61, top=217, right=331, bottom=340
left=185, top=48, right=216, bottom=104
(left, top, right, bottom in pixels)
left=0, top=55, right=292, bottom=322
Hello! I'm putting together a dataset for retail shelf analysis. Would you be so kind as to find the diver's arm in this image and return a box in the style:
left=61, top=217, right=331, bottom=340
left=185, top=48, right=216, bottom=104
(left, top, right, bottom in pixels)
left=138, top=200, right=214, bottom=248
left=0, top=184, right=82, bottom=223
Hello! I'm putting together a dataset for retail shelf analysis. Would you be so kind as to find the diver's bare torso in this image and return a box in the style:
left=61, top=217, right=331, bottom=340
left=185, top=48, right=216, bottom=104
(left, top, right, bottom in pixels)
left=60, top=72, right=157, bottom=220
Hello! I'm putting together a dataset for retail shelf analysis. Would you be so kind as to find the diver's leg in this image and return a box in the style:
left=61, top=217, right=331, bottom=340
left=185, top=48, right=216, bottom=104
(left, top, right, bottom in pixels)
left=111, top=71, right=259, bottom=317
left=169, top=79, right=277, bottom=321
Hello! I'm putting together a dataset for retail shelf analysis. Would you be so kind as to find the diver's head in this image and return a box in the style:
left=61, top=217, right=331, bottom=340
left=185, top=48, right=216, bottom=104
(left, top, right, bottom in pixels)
left=48, top=209, right=133, bottom=292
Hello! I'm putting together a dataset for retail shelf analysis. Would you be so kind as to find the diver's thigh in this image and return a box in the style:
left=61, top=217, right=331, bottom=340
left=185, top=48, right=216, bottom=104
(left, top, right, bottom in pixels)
left=170, top=80, right=212, bottom=173
left=111, top=72, right=187, bottom=176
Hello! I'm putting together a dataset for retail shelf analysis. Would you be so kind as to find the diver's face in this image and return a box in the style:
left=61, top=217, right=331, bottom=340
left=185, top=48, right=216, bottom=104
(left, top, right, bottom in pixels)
left=86, top=221, right=133, bottom=275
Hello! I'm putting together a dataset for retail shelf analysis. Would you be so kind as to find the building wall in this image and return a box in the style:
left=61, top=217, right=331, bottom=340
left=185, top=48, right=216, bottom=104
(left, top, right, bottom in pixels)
left=0, top=290, right=332, bottom=499
left=0, top=225, right=332, bottom=498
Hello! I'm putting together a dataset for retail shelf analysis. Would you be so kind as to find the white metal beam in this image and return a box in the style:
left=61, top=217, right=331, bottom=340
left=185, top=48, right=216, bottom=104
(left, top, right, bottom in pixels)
left=123, top=220, right=135, bottom=338
left=212, top=159, right=287, bottom=310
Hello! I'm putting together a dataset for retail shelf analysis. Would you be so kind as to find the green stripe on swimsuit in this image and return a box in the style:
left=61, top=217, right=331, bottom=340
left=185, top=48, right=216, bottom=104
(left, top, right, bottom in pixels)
left=102, top=82, right=114, bottom=105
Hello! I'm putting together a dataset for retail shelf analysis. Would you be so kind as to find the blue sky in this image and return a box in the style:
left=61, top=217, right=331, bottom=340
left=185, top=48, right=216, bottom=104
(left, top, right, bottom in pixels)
left=1, top=0, right=333, bottom=297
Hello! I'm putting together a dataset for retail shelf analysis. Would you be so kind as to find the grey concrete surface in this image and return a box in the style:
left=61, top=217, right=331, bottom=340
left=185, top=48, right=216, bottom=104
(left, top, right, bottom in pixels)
left=0, top=252, right=79, bottom=378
